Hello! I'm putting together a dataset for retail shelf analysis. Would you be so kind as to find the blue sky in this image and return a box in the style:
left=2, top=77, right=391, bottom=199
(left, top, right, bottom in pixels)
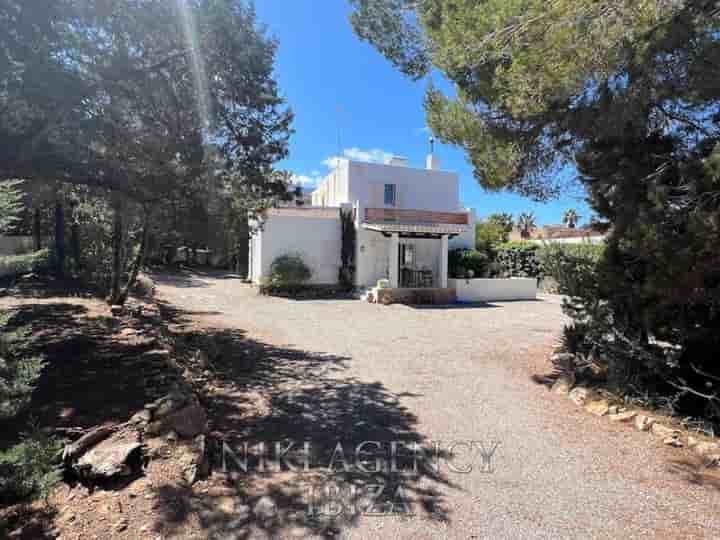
left=255, top=1, right=591, bottom=226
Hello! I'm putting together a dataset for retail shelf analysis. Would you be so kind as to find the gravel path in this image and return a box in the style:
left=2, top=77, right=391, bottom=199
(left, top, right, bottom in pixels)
left=156, top=271, right=720, bottom=539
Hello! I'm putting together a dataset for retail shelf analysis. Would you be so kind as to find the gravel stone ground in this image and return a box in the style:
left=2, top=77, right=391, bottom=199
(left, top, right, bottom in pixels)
left=155, top=270, right=720, bottom=540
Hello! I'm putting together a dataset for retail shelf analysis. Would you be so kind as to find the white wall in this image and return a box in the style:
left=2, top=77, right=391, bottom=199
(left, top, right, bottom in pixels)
left=450, top=278, right=537, bottom=302
left=347, top=161, right=460, bottom=212
left=252, top=211, right=341, bottom=285
left=355, top=226, right=389, bottom=288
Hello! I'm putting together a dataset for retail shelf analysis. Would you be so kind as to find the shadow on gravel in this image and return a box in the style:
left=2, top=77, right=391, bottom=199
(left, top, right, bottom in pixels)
left=154, top=300, right=458, bottom=538
left=667, top=457, right=720, bottom=491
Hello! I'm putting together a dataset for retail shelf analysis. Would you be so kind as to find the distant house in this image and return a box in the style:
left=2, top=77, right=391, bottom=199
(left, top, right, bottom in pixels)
left=248, top=152, right=476, bottom=288
left=509, top=225, right=606, bottom=244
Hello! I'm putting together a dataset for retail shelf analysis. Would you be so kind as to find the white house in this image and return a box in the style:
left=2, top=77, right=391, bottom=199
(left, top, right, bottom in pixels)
left=248, top=151, right=475, bottom=290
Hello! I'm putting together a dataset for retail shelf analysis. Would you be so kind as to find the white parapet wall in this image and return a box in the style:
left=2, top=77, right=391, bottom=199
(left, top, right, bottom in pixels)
left=449, top=278, right=537, bottom=302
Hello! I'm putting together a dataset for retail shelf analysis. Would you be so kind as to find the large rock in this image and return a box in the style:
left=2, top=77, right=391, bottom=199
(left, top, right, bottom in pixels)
left=651, top=423, right=680, bottom=439
left=551, top=373, right=575, bottom=395
left=634, top=414, right=655, bottom=432
left=569, top=387, right=592, bottom=406
left=693, top=440, right=720, bottom=457
left=63, top=425, right=115, bottom=463
left=585, top=399, right=610, bottom=417
left=75, top=439, right=142, bottom=479
left=609, top=411, right=637, bottom=423
left=145, top=402, right=206, bottom=439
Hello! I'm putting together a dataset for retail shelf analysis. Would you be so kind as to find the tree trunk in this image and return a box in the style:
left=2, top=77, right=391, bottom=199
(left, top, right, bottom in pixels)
left=71, top=221, right=81, bottom=270
left=109, top=206, right=123, bottom=304
left=33, top=208, right=41, bottom=251
left=116, top=212, right=150, bottom=305
left=54, top=202, right=65, bottom=277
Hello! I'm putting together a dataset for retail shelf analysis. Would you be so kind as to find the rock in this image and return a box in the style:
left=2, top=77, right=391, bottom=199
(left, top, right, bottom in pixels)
left=688, top=436, right=698, bottom=448
left=651, top=423, right=679, bottom=439
left=110, top=305, right=124, bottom=316
left=608, top=405, right=619, bottom=415
left=145, top=402, right=206, bottom=439
left=114, top=519, right=128, bottom=532
left=152, top=392, right=190, bottom=418
left=551, top=352, right=576, bottom=368
left=129, top=409, right=153, bottom=425
left=663, top=436, right=683, bottom=447
left=63, top=425, right=115, bottom=463
left=74, top=438, right=142, bottom=479
left=194, top=350, right=211, bottom=369
left=693, top=441, right=720, bottom=457
left=0, top=288, right=7, bottom=297
left=704, top=454, right=720, bottom=467
left=551, top=373, right=575, bottom=395
left=180, top=435, right=209, bottom=485
left=569, top=386, right=592, bottom=406
left=634, top=415, right=655, bottom=432
left=585, top=399, right=610, bottom=417
left=253, top=496, right=277, bottom=521
left=609, top=411, right=637, bottom=423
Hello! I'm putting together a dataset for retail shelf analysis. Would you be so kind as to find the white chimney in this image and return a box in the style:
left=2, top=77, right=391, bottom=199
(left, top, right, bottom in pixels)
left=426, top=136, right=440, bottom=170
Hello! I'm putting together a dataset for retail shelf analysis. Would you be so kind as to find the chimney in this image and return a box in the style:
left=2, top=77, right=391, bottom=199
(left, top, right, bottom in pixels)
left=426, top=136, right=440, bottom=170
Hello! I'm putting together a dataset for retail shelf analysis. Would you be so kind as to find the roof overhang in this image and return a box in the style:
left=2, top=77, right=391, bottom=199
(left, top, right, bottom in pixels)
left=362, top=222, right=467, bottom=238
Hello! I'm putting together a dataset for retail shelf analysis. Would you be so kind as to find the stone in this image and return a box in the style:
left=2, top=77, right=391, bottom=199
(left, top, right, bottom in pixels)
left=152, top=392, right=190, bottom=418
left=651, top=423, right=680, bottom=439
left=585, top=399, right=610, bottom=417
left=608, top=405, right=619, bottom=415
left=180, top=436, right=209, bottom=485
left=609, top=411, right=637, bottom=423
left=551, top=352, right=576, bottom=368
left=693, top=441, right=720, bottom=457
left=569, top=387, right=592, bottom=406
left=253, top=496, right=277, bottom=521
left=114, top=519, right=128, bottom=532
left=145, top=402, right=206, bottom=439
left=663, top=436, right=683, bottom=447
left=75, top=440, right=142, bottom=479
left=634, top=415, right=655, bottom=432
left=704, top=454, right=720, bottom=467
left=129, top=409, right=153, bottom=425
left=63, top=425, right=115, bottom=463
left=551, top=373, right=575, bottom=395
left=110, top=305, right=124, bottom=316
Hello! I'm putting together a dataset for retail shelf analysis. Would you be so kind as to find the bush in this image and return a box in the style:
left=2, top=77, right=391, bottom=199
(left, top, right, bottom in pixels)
left=537, top=243, right=605, bottom=294
left=269, top=253, right=311, bottom=287
left=493, top=241, right=541, bottom=277
left=0, top=427, right=64, bottom=505
left=0, top=312, right=44, bottom=419
left=0, top=249, right=51, bottom=279
left=448, top=249, right=489, bottom=278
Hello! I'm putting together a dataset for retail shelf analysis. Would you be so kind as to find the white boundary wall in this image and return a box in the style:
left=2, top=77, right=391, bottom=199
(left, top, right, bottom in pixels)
left=449, top=278, right=537, bottom=302
left=250, top=209, right=341, bottom=285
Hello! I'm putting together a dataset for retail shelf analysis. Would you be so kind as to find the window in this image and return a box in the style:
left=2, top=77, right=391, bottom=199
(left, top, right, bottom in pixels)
left=384, top=183, right=396, bottom=206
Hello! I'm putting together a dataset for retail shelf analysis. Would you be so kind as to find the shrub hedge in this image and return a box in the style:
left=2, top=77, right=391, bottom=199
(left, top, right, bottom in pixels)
left=0, top=249, right=51, bottom=279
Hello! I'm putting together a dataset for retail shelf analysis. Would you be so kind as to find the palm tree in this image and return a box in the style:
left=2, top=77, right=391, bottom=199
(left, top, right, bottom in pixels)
left=517, top=212, right=536, bottom=239
left=563, top=208, right=580, bottom=228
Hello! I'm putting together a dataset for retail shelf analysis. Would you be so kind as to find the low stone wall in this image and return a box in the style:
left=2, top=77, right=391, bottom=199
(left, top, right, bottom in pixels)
left=449, top=278, right=536, bottom=302
left=369, top=287, right=457, bottom=306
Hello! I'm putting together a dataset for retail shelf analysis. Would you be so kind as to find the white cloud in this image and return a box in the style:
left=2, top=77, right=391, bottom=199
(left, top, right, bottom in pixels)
left=290, top=173, right=323, bottom=188
left=293, top=147, right=396, bottom=189
left=322, top=147, right=395, bottom=170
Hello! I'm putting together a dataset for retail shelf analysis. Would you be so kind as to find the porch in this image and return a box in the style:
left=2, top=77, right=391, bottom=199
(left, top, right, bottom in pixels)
left=360, top=208, right=469, bottom=289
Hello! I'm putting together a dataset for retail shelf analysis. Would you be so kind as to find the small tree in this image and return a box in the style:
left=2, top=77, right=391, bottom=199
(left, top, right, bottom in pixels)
left=563, top=209, right=581, bottom=228
left=517, top=212, right=537, bottom=239
left=0, top=180, right=24, bottom=232
left=339, top=208, right=356, bottom=290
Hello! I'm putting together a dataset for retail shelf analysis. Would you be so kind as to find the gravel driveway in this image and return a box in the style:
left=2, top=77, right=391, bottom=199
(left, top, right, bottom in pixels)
left=155, top=270, right=720, bottom=539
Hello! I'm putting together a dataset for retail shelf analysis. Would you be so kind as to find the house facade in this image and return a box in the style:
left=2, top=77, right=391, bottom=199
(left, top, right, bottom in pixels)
left=248, top=153, right=475, bottom=289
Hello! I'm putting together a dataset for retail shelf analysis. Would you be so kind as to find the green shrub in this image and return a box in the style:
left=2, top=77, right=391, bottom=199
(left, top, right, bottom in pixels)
left=0, top=427, right=64, bottom=505
left=0, top=312, right=44, bottom=419
left=448, top=249, right=489, bottom=278
left=269, top=253, right=311, bottom=286
left=0, top=249, right=51, bottom=279
left=537, top=243, right=605, bottom=294
left=493, top=241, right=541, bottom=277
